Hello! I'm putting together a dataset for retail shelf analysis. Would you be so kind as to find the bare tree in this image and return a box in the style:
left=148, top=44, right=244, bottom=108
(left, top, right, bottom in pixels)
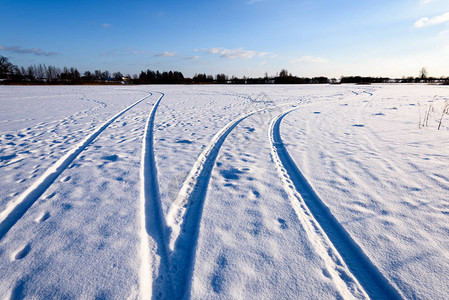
left=113, top=72, right=123, bottom=81
left=101, top=70, right=110, bottom=79
left=94, top=70, right=102, bottom=80
left=420, top=67, right=428, bottom=80
left=36, top=64, right=45, bottom=79
left=279, top=69, right=289, bottom=78
left=27, top=65, right=36, bottom=81
left=0, top=56, right=13, bottom=79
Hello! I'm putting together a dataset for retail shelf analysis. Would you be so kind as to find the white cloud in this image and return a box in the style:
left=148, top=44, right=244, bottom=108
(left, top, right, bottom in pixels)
left=101, top=23, right=112, bottom=28
left=154, top=51, right=177, bottom=57
left=415, top=12, right=449, bottom=28
left=205, top=47, right=270, bottom=59
left=207, top=48, right=222, bottom=54
left=421, top=0, right=434, bottom=4
left=291, top=56, right=328, bottom=63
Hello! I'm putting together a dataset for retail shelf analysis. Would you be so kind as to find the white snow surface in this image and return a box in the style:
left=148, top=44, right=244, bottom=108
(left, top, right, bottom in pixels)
left=0, top=84, right=448, bottom=299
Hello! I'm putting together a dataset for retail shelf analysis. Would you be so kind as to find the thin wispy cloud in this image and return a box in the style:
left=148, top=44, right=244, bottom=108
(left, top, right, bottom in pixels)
left=101, top=49, right=137, bottom=56
left=153, top=51, right=200, bottom=60
left=415, top=12, right=449, bottom=28
left=438, top=29, right=449, bottom=38
left=90, top=21, right=112, bottom=28
left=247, top=0, right=263, bottom=4
left=184, top=55, right=200, bottom=60
left=291, top=56, right=328, bottom=63
left=154, top=51, right=177, bottom=57
left=206, top=47, right=269, bottom=59
left=0, top=45, right=58, bottom=56
left=421, top=0, right=434, bottom=4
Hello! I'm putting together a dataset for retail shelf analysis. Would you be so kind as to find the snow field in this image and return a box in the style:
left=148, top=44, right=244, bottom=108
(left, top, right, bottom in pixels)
left=281, top=85, right=449, bottom=299
left=0, top=84, right=448, bottom=299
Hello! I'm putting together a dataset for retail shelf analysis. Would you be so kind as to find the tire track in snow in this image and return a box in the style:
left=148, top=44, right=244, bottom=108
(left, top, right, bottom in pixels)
left=166, top=105, right=284, bottom=299
left=0, top=92, right=153, bottom=241
left=269, top=108, right=403, bottom=300
left=138, top=92, right=174, bottom=299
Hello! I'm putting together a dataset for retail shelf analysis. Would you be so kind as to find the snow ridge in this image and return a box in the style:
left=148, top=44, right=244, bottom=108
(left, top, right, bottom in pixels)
left=269, top=107, right=403, bottom=300
left=0, top=92, right=153, bottom=241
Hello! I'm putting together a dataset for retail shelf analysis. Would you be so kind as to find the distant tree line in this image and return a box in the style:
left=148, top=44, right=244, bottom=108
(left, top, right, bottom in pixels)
left=138, top=70, right=185, bottom=84
left=1, top=56, right=448, bottom=85
left=340, top=75, right=447, bottom=84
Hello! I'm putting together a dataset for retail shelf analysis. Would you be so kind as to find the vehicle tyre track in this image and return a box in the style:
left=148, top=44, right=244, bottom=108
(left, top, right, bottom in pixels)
left=0, top=92, right=153, bottom=241
left=138, top=92, right=174, bottom=300
left=165, top=105, right=284, bottom=299
left=269, top=107, right=403, bottom=300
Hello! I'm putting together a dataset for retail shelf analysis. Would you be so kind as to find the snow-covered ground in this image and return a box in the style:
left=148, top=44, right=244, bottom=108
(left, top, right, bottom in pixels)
left=0, top=84, right=448, bottom=299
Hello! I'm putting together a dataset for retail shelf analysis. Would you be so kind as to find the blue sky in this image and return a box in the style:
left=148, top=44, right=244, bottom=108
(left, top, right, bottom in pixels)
left=1, top=0, right=449, bottom=78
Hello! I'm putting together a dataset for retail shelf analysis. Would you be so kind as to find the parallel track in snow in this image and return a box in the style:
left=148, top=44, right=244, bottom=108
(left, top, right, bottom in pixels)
left=166, top=104, right=285, bottom=299
left=269, top=108, right=403, bottom=300
left=0, top=92, right=153, bottom=241
left=138, top=92, right=174, bottom=299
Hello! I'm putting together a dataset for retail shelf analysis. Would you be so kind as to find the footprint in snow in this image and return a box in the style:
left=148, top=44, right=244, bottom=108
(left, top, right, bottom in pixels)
left=252, top=190, right=261, bottom=198
left=175, top=140, right=193, bottom=144
left=13, top=244, right=31, bottom=261
left=220, top=168, right=244, bottom=180
left=61, top=176, right=71, bottom=182
left=211, top=255, right=228, bottom=293
left=102, top=154, right=119, bottom=162
left=45, top=192, right=56, bottom=199
left=10, top=280, right=26, bottom=299
left=250, top=220, right=263, bottom=236
left=322, top=268, right=332, bottom=278
left=0, top=153, right=17, bottom=161
left=61, top=203, right=72, bottom=210
left=35, top=212, right=50, bottom=223
left=278, top=218, right=288, bottom=229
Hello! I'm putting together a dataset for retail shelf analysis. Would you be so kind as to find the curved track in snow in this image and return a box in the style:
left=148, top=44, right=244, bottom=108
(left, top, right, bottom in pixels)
left=269, top=107, right=403, bottom=300
left=0, top=92, right=153, bottom=241
left=166, top=104, right=285, bottom=299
